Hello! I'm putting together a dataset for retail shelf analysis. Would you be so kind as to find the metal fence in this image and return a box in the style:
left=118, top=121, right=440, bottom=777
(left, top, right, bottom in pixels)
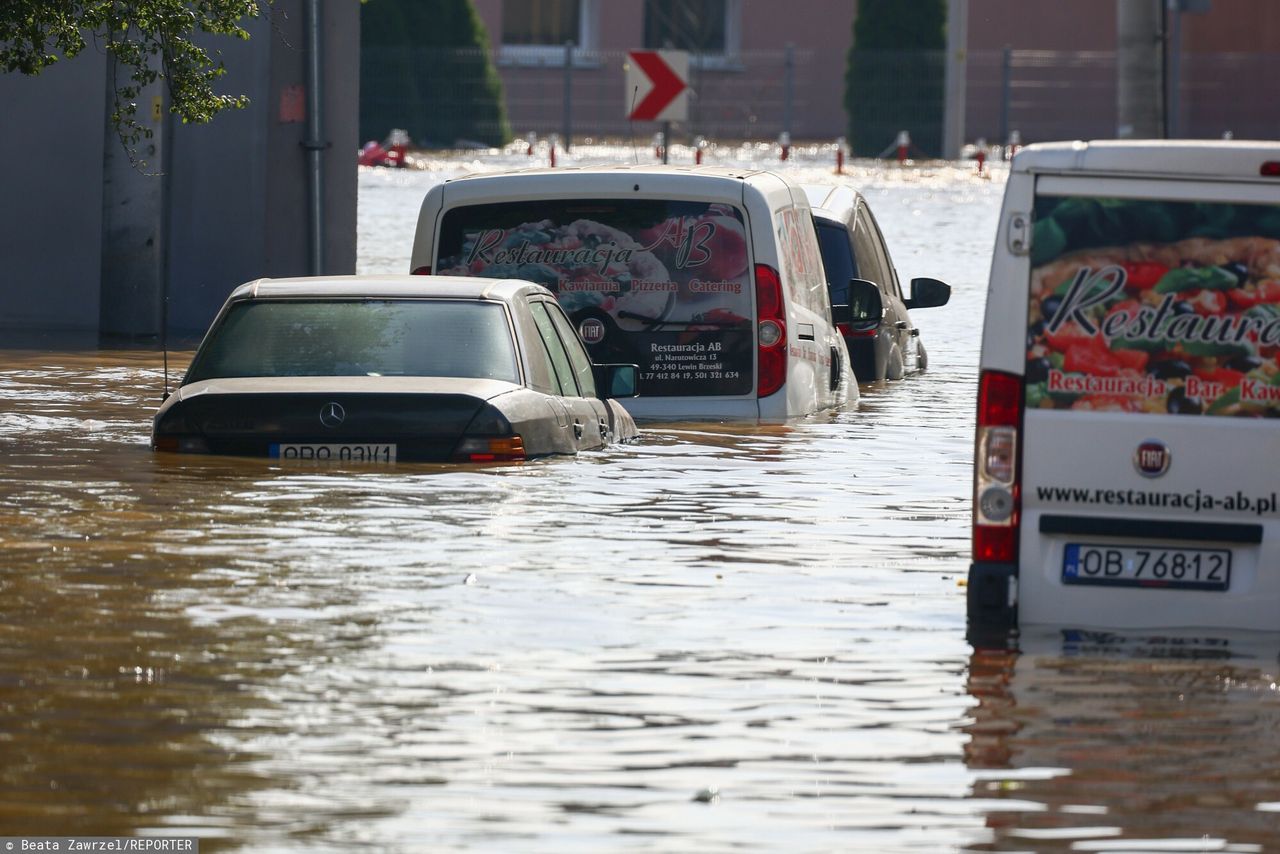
left=360, top=45, right=1280, bottom=151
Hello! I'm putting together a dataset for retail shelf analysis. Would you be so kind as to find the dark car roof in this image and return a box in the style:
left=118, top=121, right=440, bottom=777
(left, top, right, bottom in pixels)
left=229, top=275, right=553, bottom=303
left=801, top=183, right=864, bottom=226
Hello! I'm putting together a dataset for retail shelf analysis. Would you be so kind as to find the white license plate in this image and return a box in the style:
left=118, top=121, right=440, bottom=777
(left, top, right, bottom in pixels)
left=270, top=443, right=397, bottom=463
left=1062, top=543, right=1230, bottom=591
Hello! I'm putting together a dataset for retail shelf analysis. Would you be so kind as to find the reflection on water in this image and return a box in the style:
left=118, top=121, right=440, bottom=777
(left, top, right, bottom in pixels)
left=966, top=629, right=1280, bottom=852
left=3, top=150, right=1279, bottom=849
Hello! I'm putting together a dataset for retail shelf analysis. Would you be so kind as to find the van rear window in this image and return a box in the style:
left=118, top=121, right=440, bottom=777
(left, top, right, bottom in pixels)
left=1026, top=196, right=1280, bottom=417
left=437, top=199, right=753, bottom=396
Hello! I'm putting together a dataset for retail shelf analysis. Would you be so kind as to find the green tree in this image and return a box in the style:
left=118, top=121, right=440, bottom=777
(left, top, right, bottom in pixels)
left=0, top=1, right=263, bottom=154
left=844, top=0, right=946, bottom=157
left=360, top=0, right=511, bottom=148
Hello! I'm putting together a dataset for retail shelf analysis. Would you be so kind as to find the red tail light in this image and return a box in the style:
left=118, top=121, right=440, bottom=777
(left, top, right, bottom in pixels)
left=755, top=264, right=787, bottom=398
left=412, top=265, right=432, bottom=275
left=1261, top=161, right=1280, bottom=177
left=972, top=369, right=1023, bottom=563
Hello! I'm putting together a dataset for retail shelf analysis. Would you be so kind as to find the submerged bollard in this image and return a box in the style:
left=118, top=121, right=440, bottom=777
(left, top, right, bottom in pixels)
left=779, top=132, right=791, bottom=162
left=835, top=136, right=847, bottom=175
left=896, top=130, right=911, bottom=165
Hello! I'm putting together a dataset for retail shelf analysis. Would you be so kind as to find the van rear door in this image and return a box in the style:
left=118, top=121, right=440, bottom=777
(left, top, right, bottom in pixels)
left=1019, top=174, right=1280, bottom=629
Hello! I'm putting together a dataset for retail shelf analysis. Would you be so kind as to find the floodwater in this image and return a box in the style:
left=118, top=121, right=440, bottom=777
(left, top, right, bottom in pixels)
left=3, top=144, right=1280, bottom=852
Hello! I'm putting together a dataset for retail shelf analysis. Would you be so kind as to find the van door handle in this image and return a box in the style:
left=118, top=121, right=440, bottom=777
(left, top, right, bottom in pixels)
left=895, top=321, right=909, bottom=330
left=573, top=420, right=584, bottom=439
left=910, top=327, right=920, bottom=337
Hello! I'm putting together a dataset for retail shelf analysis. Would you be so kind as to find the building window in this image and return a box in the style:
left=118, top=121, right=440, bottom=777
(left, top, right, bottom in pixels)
left=503, top=0, right=580, bottom=46
left=643, top=0, right=740, bottom=67
left=499, top=0, right=598, bottom=66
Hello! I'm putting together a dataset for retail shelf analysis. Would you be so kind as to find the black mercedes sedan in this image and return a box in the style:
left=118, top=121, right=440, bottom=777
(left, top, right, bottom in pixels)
left=152, top=276, right=639, bottom=463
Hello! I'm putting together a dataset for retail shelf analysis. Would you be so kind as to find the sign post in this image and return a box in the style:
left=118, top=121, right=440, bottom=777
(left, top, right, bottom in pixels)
left=626, top=50, right=690, bottom=159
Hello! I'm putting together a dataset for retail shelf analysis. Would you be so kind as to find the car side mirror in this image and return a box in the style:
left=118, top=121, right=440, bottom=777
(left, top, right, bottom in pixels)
left=905, top=277, right=951, bottom=309
left=593, top=363, right=640, bottom=398
left=830, top=278, right=883, bottom=325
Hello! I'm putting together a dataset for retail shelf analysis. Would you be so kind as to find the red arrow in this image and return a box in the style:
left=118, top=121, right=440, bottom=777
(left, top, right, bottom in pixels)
left=630, top=51, right=687, bottom=121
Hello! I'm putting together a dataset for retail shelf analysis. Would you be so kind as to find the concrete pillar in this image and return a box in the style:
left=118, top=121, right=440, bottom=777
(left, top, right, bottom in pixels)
left=1117, top=0, right=1164, bottom=139
left=942, top=0, right=969, bottom=160
left=99, top=72, right=166, bottom=341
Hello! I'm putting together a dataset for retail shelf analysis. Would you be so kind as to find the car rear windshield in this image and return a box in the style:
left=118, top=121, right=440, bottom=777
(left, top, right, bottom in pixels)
left=436, top=198, right=754, bottom=396
left=184, top=299, right=519, bottom=383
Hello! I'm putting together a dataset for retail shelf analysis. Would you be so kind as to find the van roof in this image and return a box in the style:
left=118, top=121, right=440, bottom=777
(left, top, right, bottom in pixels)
left=1011, top=139, right=1280, bottom=180
left=437, top=164, right=794, bottom=202
left=447, top=164, right=767, bottom=183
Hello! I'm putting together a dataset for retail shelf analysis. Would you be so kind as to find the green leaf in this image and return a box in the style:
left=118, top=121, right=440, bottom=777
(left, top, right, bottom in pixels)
left=1153, top=266, right=1238, bottom=294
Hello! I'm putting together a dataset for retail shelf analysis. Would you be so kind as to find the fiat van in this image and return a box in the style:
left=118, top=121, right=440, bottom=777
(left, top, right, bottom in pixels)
left=409, top=165, right=857, bottom=421
left=969, top=140, right=1280, bottom=633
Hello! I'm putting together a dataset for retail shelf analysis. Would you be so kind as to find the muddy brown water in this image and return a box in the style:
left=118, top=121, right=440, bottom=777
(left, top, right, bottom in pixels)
left=2, top=148, right=1279, bottom=851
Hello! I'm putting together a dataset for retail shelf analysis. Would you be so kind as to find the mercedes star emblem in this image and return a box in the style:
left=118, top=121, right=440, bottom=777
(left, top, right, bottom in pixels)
left=319, top=402, right=346, bottom=428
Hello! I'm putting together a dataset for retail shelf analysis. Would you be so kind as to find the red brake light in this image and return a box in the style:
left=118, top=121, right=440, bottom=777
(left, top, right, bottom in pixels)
left=755, top=264, right=787, bottom=398
left=977, top=369, right=1022, bottom=427
left=973, top=526, right=1017, bottom=563
left=1262, top=162, right=1280, bottom=177
left=412, top=265, right=432, bottom=275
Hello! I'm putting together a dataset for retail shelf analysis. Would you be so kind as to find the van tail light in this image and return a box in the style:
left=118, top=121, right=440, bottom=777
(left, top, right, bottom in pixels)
left=755, top=264, right=787, bottom=398
left=1261, top=161, right=1280, bottom=177
left=972, top=369, right=1022, bottom=563
left=453, top=435, right=525, bottom=462
left=412, top=265, right=432, bottom=275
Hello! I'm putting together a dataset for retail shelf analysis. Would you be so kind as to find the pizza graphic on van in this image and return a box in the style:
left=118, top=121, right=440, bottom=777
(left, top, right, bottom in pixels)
left=1025, top=197, right=1280, bottom=417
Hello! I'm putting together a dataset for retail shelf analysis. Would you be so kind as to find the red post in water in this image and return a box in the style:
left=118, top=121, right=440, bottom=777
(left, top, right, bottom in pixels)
left=779, top=132, right=791, bottom=162
left=976, top=150, right=986, bottom=174
left=550, top=142, right=557, bottom=167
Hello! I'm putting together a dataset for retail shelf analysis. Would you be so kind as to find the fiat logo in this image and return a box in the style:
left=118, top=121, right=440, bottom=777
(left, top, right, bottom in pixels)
left=319, top=402, right=346, bottom=428
left=1134, top=439, right=1170, bottom=478
left=578, top=317, right=606, bottom=345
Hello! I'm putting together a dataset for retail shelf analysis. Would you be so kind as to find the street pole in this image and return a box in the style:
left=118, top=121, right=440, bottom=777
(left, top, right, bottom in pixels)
left=942, top=0, right=969, bottom=159
left=1117, top=0, right=1163, bottom=138
left=563, top=40, right=574, bottom=153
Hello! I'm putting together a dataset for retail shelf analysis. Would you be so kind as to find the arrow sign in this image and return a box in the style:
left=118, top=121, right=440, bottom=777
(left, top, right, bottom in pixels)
left=625, top=50, right=689, bottom=122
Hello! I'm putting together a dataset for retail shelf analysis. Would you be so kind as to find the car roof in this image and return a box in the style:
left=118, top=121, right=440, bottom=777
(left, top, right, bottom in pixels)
left=1010, top=139, right=1280, bottom=179
left=800, top=183, right=863, bottom=224
left=228, top=275, right=552, bottom=302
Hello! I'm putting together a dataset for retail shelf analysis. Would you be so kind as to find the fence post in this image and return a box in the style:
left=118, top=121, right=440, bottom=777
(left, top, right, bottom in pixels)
left=1000, top=45, right=1012, bottom=150
left=563, top=40, right=574, bottom=153
left=783, top=44, right=795, bottom=142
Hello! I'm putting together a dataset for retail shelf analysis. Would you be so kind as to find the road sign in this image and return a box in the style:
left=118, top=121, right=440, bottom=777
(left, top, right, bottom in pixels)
left=625, top=50, right=689, bottom=122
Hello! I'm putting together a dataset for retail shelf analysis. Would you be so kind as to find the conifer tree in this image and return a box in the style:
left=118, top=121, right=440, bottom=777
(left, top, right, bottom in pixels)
left=844, top=0, right=947, bottom=157
left=361, top=0, right=511, bottom=147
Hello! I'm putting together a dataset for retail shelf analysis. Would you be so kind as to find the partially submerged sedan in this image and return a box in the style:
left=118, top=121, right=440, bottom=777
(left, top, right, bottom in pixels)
left=152, top=276, right=639, bottom=463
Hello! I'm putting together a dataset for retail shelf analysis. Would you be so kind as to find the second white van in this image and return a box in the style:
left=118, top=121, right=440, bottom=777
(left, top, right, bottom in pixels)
left=409, top=165, right=858, bottom=421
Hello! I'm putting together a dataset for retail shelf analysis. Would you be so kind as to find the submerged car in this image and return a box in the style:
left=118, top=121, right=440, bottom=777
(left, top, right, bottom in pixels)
left=803, top=183, right=951, bottom=382
left=152, top=276, right=640, bottom=462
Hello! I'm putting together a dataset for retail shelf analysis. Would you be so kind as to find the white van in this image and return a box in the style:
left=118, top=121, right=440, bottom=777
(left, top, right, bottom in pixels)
left=409, top=165, right=857, bottom=421
left=970, top=140, right=1280, bottom=633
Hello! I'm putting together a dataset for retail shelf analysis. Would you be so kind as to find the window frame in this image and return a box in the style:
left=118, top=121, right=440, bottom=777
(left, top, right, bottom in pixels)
left=528, top=299, right=583, bottom=398
left=498, top=0, right=600, bottom=69
left=642, top=0, right=742, bottom=71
